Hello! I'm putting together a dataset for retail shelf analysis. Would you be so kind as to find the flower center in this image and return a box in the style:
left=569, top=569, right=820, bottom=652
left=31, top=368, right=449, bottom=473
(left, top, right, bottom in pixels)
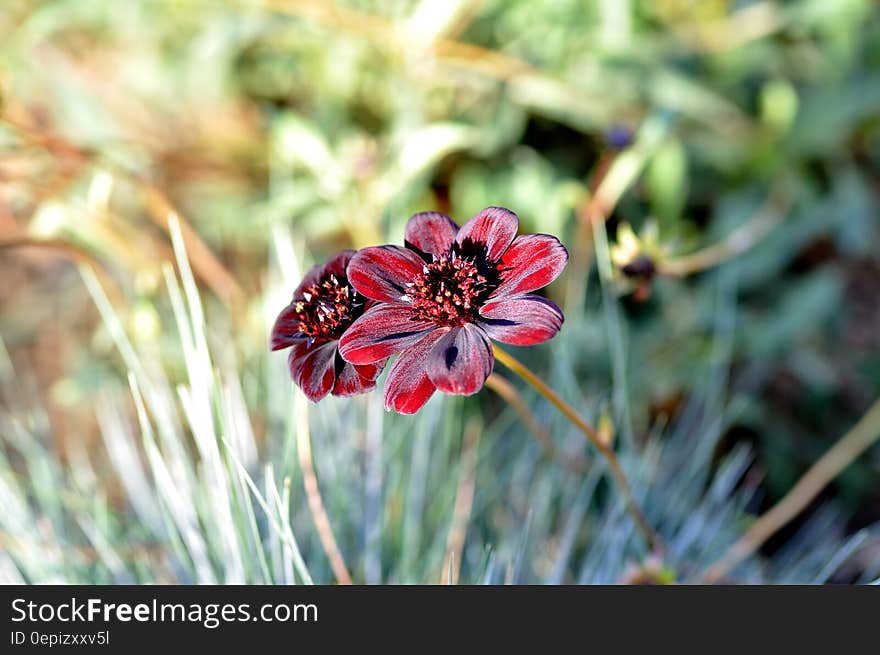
left=293, top=274, right=363, bottom=340
left=405, top=253, right=497, bottom=324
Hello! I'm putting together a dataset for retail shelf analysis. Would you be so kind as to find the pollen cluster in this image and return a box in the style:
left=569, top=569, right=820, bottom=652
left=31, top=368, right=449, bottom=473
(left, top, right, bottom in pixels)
left=405, top=254, right=496, bottom=324
left=293, top=274, right=362, bottom=340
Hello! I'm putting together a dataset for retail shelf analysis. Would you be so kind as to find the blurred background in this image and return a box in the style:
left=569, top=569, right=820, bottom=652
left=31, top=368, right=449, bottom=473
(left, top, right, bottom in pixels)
left=1, top=0, right=879, bottom=584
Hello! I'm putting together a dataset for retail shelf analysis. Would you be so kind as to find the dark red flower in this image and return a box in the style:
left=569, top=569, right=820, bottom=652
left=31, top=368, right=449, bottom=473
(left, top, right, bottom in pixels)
left=338, top=207, right=567, bottom=414
left=271, top=251, right=385, bottom=402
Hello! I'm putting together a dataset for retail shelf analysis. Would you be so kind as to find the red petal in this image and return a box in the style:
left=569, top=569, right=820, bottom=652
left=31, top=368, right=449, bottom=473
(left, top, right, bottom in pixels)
left=404, top=212, right=459, bottom=257
left=354, top=361, right=386, bottom=381
left=332, top=360, right=380, bottom=397
left=383, top=330, right=446, bottom=414
left=292, top=250, right=355, bottom=298
left=272, top=250, right=358, bottom=351
left=347, top=245, right=425, bottom=303
left=338, top=304, right=434, bottom=364
left=426, top=323, right=494, bottom=396
left=270, top=303, right=304, bottom=351
left=288, top=341, right=337, bottom=402
left=491, top=234, right=568, bottom=298
left=322, top=249, right=356, bottom=278
left=455, top=207, right=518, bottom=262
left=478, top=294, right=564, bottom=345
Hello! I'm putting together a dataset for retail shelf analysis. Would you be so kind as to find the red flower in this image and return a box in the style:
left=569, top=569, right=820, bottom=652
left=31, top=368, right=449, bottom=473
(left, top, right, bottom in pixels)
left=271, top=251, right=385, bottom=402
left=339, top=207, right=568, bottom=414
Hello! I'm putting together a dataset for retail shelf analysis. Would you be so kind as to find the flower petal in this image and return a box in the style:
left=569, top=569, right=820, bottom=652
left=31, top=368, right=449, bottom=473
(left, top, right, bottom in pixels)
left=347, top=245, right=426, bottom=303
left=270, top=302, right=305, bottom=351
left=289, top=341, right=337, bottom=402
left=491, top=234, right=569, bottom=298
left=383, top=330, right=446, bottom=414
left=293, top=250, right=355, bottom=298
left=404, top=212, right=459, bottom=258
left=338, top=304, right=434, bottom=364
left=323, top=249, right=356, bottom=277
left=478, top=294, right=564, bottom=345
left=272, top=250, right=358, bottom=351
left=355, top=361, right=386, bottom=381
left=426, top=323, right=494, bottom=396
left=331, top=357, right=381, bottom=397
left=455, top=206, right=519, bottom=262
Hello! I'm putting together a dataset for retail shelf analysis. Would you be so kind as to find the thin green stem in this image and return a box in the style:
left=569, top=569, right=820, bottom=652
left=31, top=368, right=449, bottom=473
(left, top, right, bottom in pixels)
left=492, top=345, right=662, bottom=552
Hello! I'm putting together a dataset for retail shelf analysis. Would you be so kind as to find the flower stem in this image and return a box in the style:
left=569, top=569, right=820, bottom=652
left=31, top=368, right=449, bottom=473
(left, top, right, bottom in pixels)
left=657, top=187, right=790, bottom=277
left=295, top=394, right=353, bottom=584
left=485, top=373, right=589, bottom=475
left=703, top=395, right=880, bottom=583
left=492, top=345, right=662, bottom=552
left=443, top=417, right=481, bottom=585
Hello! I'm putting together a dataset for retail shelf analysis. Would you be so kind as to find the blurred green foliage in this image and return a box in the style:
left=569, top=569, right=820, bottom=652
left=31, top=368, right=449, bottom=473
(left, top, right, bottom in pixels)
left=0, top=0, right=879, bottom=582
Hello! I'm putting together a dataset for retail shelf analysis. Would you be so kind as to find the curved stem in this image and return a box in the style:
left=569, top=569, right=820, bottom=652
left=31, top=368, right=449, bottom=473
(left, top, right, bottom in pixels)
left=443, top=417, right=481, bottom=585
left=704, top=395, right=880, bottom=583
left=492, top=345, right=662, bottom=552
left=485, top=373, right=589, bottom=475
left=295, top=396, right=353, bottom=585
left=658, top=189, right=790, bottom=277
